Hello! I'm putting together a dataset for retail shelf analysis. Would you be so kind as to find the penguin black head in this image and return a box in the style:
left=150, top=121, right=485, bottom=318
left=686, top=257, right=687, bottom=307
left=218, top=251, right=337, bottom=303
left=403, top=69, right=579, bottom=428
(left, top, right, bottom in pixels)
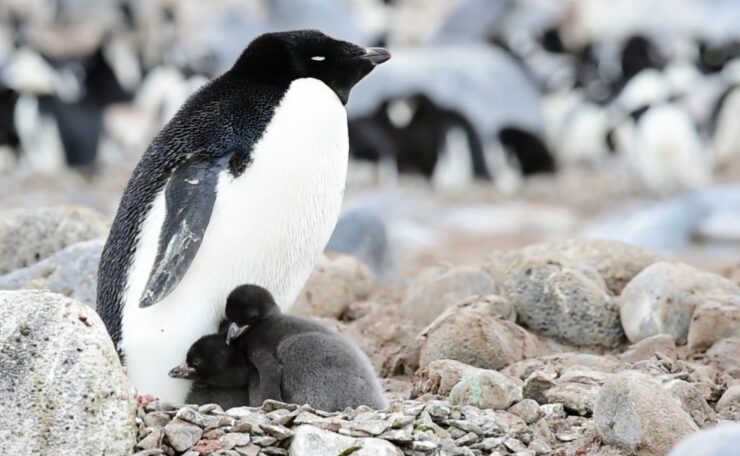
left=168, top=334, right=249, bottom=387
left=231, top=29, right=390, bottom=104
left=224, top=284, right=281, bottom=345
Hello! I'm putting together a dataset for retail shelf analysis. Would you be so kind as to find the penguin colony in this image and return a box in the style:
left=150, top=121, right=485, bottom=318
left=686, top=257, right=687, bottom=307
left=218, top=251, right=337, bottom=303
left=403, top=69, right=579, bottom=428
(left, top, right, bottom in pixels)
left=97, top=29, right=390, bottom=407
left=3, top=0, right=740, bottom=194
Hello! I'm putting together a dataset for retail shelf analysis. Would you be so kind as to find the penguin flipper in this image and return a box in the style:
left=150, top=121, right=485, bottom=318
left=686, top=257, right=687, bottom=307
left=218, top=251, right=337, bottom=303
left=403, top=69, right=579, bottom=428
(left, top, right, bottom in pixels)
left=139, top=151, right=232, bottom=308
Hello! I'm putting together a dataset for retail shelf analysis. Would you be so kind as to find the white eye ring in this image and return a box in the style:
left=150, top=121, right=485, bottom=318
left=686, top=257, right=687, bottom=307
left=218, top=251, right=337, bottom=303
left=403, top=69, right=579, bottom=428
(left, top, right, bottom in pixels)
left=311, top=56, right=326, bottom=61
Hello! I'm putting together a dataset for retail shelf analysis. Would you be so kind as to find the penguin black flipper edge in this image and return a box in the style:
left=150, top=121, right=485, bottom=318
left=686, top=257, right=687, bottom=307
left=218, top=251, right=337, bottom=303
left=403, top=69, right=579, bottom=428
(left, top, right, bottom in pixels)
left=139, top=150, right=243, bottom=308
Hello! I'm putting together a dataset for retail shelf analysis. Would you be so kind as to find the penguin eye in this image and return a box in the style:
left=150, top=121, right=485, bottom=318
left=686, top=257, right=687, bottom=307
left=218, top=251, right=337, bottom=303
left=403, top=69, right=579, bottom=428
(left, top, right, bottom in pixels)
left=311, top=56, right=326, bottom=62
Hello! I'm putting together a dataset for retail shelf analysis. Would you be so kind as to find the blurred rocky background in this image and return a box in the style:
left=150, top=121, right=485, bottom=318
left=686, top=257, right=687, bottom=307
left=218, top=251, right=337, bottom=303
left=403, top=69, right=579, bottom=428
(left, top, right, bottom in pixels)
left=1, top=0, right=740, bottom=455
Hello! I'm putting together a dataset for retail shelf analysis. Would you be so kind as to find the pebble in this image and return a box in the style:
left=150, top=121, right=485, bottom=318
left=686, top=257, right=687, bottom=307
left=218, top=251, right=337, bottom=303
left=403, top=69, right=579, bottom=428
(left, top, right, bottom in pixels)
left=507, top=399, right=542, bottom=424
left=164, top=419, right=203, bottom=452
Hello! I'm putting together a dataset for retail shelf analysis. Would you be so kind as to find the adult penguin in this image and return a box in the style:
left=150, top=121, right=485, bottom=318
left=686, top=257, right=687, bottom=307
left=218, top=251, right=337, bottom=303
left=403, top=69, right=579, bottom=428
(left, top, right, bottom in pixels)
left=97, top=30, right=390, bottom=403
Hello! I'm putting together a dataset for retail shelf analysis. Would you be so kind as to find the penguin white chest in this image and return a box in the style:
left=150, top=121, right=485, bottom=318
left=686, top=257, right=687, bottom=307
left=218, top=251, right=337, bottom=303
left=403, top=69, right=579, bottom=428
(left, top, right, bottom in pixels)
left=121, top=78, right=349, bottom=403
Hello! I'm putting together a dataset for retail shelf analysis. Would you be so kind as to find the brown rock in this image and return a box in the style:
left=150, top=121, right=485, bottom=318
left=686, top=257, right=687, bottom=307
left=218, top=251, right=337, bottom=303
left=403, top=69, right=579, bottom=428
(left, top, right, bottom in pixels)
left=687, top=298, right=740, bottom=352
left=418, top=299, right=547, bottom=370
left=716, top=385, right=740, bottom=413
left=620, top=334, right=677, bottom=363
left=292, top=254, right=372, bottom=318
left=400, top=266, right=497, bottom=325
left=706, top=337, right=740, bottom=379
left=412, top=359, right=480, bottom=397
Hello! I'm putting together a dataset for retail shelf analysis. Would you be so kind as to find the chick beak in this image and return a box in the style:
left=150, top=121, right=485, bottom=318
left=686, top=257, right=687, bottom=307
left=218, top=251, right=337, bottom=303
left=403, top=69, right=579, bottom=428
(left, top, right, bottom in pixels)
left=361, top=47, right=391, bottom=65
left=168, top=363, right=197, bottom=379
left=226, top=323, right=249, bottom=345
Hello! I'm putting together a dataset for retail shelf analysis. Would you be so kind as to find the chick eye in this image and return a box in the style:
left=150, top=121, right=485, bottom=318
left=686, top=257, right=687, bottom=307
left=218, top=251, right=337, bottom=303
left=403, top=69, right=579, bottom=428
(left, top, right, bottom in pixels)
left=311, top=56, right=326, bottom=62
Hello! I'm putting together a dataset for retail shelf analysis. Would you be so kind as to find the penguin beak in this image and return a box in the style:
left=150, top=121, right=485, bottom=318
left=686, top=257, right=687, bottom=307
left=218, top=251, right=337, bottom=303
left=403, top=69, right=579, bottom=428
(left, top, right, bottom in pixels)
left=226, top=323, right=249, bottom=345
left=169, top=363, right=197, bottom=379
left=361, top=47, right=391, bottom=65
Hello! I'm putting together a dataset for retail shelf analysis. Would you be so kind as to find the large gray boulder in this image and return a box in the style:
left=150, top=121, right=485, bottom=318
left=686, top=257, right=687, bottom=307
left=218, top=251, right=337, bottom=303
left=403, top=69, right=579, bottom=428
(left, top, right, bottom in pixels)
left=0, top=290, right=136, bottom=455
left=594, top=371, right=697, bottom=456
left=0, top=239, right=103, bottom=309
left=0, top=206, right=108, bottom=275
left=618, top=261, right=740, bottom=344
left=505, top=258, right=625, bottom=347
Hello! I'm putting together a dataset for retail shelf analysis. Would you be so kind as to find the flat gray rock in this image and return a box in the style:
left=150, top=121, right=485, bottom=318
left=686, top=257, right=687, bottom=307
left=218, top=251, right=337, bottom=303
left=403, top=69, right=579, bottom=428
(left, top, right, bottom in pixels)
left=0, top=239, right=103, bottom=309
left=289, top=425, right=402, bottom=456
left=0, top=290, right=136, bottom=455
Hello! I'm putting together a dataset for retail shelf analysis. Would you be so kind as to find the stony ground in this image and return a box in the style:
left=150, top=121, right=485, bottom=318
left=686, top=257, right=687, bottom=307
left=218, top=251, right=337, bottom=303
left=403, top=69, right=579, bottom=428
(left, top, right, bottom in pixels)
left=1, top=167, right=740, bottom=455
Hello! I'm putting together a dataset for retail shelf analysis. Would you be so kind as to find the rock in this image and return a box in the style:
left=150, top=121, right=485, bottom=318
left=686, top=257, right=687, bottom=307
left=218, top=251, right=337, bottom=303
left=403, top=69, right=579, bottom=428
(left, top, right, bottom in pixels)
left=545, top=383, right=598, bottom=416
left=164, top=419, right=203, bottom=452
left=0, top=290, right=136, bottom=455
left=663, top=379, right=716, bottom=427
left=504, top=353, right=625, bottom=382
left=507, top=399, right=542, bottom=424
left=0, top=206, right=108, bottom=275
left=619, top=261, right=740, bottom=343
left=505, top=258, right=624, bottom=347
left=687, top=298, right=740, bottom=352
left=668, top=422, right=740, bottom=456
left=488, top=239, right=660, bottom=295
left=716, top=385, right=740, bottom=412
left=412, top=360, right=481, bottom=397
left=0, top=239, right=103, bottom=308
left=620, top=334, right=677, bottom=363
left=522, top=372, right=556, bottom=404
left=594, top=371, right=698, bottom=455
left=326, top=208, right=394, bottom=279
left=401, top=266, right=497, bottom=325
left=418, top=298, right=547, bottom=370
left=288, top=425, right=402, bottom=455
left=343, top=305, right=421, bottom=376
left=706, top=337, right=740, bottom=378
left=449, top=370, right=523, bottom=410
left=291, top=254, right=372, bottom=318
